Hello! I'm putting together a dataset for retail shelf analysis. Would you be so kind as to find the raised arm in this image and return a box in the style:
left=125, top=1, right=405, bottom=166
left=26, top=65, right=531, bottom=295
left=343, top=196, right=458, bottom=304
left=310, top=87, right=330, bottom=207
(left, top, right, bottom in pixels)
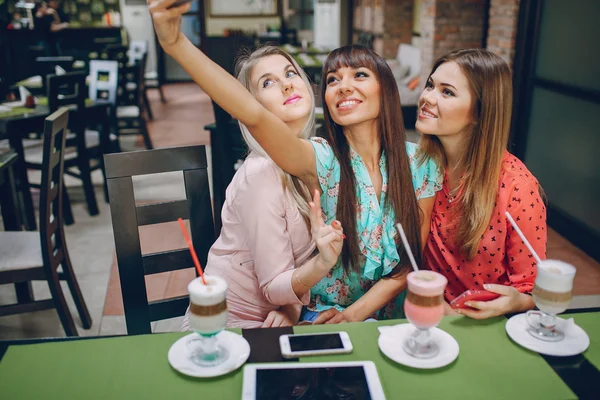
left=148, top=0, right=316, bottom=181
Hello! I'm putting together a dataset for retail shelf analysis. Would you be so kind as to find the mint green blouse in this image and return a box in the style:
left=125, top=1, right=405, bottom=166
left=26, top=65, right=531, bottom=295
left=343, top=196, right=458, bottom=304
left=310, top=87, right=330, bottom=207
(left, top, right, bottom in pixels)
left=308, top=137, right=442, bottom=319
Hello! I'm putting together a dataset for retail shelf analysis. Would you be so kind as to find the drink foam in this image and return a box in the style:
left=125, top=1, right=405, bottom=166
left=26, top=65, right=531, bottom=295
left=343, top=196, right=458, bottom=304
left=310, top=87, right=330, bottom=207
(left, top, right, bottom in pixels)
left=188, top=275, right=228, bottom=306
left=535, top=260, right=576, bottom=293
left=407, top=270, right=447, bottom=297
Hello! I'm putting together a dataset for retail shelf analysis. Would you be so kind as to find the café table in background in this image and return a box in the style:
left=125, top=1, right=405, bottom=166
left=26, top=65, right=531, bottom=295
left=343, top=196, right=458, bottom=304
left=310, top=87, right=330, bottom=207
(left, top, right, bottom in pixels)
left=0, top=151, right=22, bottom=231
left=0, top=98, right=110, bottom=230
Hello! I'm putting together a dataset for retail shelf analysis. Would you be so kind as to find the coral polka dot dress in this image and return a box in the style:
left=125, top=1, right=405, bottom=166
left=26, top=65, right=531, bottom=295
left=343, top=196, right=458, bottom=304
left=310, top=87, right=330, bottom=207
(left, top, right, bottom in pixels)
left=423, top=151, right=547, bottom=302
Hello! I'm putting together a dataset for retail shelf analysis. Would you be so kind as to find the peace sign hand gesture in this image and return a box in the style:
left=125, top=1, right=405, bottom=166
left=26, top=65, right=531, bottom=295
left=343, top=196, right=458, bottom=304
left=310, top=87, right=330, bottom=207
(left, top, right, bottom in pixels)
left=309, top=190, right=344, bottom=271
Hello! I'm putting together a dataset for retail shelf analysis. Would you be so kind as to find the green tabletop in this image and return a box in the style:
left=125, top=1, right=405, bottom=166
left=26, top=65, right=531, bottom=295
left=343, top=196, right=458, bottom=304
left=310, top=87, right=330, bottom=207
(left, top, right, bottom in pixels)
left=15, top=78, right=43, bottom=90
left=0, top=317, right=579, bottom=399
left=0, top=98, right=95, bottom=119
left=296, top=317, right=575, bottom=400
left=565, top=312, right=600, bottom=371
left=0, top=328, right=243, bottom=400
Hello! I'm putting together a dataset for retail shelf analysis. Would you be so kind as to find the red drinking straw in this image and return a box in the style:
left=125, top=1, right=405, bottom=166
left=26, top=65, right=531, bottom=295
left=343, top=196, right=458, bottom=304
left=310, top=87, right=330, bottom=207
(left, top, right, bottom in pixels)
left=177, top=218, right=207, bottom=285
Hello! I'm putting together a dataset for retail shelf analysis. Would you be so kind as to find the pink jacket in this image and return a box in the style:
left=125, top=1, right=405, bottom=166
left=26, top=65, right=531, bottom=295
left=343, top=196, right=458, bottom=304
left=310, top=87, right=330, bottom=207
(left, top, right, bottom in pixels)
left=182, top=154, right=315, bottom=329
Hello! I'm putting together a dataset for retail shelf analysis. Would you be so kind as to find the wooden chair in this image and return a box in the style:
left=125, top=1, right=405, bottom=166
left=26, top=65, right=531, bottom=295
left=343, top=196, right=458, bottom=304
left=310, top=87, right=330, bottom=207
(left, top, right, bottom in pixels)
left=128, top=40, right=166, bottom=108
left=202, top=36, right=253, bottom=231
left=34, top=56, right=75, bottom=93
left=104, top=145, right=216, bottom=335
left=88, top=60, right=121, bottom=154
left=115, top=55, right=154, bottom=149
left=24, top=72, right=108, bottom=218
left=204, top=102, right=247, bottom=233
left=0, top=108, right=92, bottom=336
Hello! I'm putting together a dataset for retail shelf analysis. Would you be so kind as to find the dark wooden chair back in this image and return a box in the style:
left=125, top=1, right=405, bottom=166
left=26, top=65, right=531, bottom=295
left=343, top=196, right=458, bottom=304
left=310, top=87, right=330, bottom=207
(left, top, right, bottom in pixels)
left=46, top=71, right=86, bottom=115
left=103, top=45, right=129, bottom=69
left=46, top=71, right=87, bottom=149
left=104, top=146, right=216, bottom=335
left=36, top=56, right=74, bottom=74
left=39, top=108, right=70, bottom=282
left=36, top=56, right=75, bottom=92
left=117, top=59, right=144, bottom=108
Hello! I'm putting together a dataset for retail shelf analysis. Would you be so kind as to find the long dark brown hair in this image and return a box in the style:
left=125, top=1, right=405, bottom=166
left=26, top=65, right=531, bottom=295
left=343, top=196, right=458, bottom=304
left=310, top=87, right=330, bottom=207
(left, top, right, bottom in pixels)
left=321, top=45, right=422, bottom=276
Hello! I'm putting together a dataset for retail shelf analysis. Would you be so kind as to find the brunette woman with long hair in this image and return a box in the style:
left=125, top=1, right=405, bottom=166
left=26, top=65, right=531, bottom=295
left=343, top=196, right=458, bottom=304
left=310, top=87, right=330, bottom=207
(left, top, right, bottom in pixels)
left=304, top=46, right=441, bottom=323
left=417, top=49, right=546, bottom=319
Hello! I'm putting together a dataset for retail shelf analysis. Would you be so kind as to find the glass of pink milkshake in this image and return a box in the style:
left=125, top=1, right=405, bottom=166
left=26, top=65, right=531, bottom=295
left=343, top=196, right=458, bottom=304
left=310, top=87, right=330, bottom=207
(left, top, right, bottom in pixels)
left=403, top=270, right=448, bottom=358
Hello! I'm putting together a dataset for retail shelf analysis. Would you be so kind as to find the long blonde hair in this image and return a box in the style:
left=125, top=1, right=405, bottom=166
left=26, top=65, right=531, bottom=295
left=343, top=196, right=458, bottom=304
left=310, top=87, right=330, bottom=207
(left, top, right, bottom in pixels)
left=235, top=45, right=316, bottom=227
left=418, top=48, right=513, bottom=259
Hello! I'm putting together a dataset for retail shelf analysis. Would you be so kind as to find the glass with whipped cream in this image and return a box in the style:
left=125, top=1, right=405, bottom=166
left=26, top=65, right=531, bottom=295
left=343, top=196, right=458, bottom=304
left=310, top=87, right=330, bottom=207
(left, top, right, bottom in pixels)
left=403, top=270, right=448, bottom=358
left=527, top=260, right=576, bottom=342
left=187, top=275, right=229, bottom=366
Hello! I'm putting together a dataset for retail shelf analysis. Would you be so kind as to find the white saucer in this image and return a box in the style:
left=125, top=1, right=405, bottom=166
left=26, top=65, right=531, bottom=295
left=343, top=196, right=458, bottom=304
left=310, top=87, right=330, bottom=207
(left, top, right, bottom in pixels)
left=505, top=313, right=590, bottom=357
left=378, top=324, right=459, bottom=369
left=168, top=331, right=251, bottom=378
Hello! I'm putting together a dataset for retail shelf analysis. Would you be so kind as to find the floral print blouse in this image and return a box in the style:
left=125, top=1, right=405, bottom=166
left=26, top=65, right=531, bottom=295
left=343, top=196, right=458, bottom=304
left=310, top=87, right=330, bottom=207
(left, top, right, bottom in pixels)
left=308, top=138, right=442, bottom=319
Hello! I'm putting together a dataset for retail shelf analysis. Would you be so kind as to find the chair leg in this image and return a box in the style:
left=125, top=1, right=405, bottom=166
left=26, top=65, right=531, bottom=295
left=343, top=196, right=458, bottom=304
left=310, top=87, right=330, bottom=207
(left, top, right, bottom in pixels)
left=47, top=271, right=79, bottom=336
left=60, top=256, right=92, bottom=329
left=62, top=185, right=75, bottom=226
left=75, top=152, right=99, bottom=216
left=10, top=137, right=37, bottom=231
left=99, top=120, right=112, bottom=203
left=158, top=84, right=167, bottom=103
left=102, top=163, right=109, bottom=203
left=15, top=281, right=34, bottom=303
left=143, top=91, right=154, bottom=120
left=140, top=118, right=154, bottom=150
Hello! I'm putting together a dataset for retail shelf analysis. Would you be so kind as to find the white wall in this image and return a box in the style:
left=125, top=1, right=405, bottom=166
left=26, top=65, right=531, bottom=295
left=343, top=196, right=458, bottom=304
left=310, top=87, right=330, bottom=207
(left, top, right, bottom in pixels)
left=205, top=16, right=281, bottom=36
left=119, top=1, right=158, bottom=75
left=313, top=0, right=343, bottom=48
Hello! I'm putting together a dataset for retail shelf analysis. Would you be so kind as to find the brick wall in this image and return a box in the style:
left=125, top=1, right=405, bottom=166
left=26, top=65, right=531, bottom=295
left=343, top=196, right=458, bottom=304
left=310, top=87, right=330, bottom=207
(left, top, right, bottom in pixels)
left=486, top=0, right=520, bottom=68
left=353, top=0, right=414, bottom=58
left=419, top=0, right=487, bottom=83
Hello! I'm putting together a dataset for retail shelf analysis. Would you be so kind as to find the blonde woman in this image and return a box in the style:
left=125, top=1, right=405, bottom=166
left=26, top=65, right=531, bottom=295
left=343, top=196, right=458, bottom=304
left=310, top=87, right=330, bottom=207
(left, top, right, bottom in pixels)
left=177, top=46, right=344, bottom=329
left=417, top=49, right=546, bottom=319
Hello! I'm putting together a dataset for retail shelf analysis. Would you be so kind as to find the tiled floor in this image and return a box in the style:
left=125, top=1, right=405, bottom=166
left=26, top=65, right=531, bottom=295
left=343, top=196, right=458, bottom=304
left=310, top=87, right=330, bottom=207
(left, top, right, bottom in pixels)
left=1, top=83, right=599, bottom=340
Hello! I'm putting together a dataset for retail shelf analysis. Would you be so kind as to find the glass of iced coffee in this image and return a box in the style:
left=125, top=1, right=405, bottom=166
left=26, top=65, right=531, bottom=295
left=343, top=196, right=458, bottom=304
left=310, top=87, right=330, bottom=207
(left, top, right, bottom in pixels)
left=187, top=275, right=229, bottom=366
left=403, top=270, right=448, bottom=358
left=527, top=260, right=576, bottom=342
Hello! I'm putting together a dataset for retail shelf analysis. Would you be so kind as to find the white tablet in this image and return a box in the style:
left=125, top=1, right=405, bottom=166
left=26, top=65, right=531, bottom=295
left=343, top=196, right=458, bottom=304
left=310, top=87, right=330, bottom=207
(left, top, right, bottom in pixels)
left=241, top=361, right=386, bottom=400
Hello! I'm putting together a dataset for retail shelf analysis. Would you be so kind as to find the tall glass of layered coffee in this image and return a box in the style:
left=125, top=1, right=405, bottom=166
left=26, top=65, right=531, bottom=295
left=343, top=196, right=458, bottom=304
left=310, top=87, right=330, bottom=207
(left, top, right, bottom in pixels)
left=403, top=270, right=448, bottom=358
left=187, top=275, right=229, bottom=366
left=527, top=260, right=576, bottom=342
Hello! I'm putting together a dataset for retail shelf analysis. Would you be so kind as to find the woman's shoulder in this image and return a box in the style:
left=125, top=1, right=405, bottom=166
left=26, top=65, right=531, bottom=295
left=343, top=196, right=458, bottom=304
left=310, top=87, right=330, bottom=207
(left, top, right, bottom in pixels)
left=405, top=141, right=441, bottom=177
left=405, top=141, right=418, bottom=154
left=310, top=136, right=331, bottom=147
left=404, top=141, right=426, bottom=168
left=309, top=137, right=338, bottom=175
left=237, top=155, right=280, bottom=180
left=501, top=151, right=540, bottom=188
left=228, top=155, right=283, bottom=198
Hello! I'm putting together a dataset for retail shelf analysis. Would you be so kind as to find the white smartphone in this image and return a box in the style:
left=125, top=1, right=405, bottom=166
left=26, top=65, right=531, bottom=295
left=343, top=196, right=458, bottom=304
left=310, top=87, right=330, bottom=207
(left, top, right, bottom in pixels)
left=279, top=331, right=353, bottom=358
left=242, top=361, right=386, bottom=400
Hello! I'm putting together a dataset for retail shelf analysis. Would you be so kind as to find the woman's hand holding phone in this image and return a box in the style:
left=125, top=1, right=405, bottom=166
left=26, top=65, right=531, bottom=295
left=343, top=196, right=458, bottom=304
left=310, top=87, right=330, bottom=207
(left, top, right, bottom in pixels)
left=452, top=284, right=528, bottom=320
left=148, top=0, right=193, bottom=50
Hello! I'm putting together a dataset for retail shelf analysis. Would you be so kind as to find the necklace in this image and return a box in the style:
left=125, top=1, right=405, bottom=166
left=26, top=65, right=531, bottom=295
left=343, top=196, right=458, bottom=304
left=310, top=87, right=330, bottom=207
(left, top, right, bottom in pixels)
left=443, top=171, right=460, bottom=203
